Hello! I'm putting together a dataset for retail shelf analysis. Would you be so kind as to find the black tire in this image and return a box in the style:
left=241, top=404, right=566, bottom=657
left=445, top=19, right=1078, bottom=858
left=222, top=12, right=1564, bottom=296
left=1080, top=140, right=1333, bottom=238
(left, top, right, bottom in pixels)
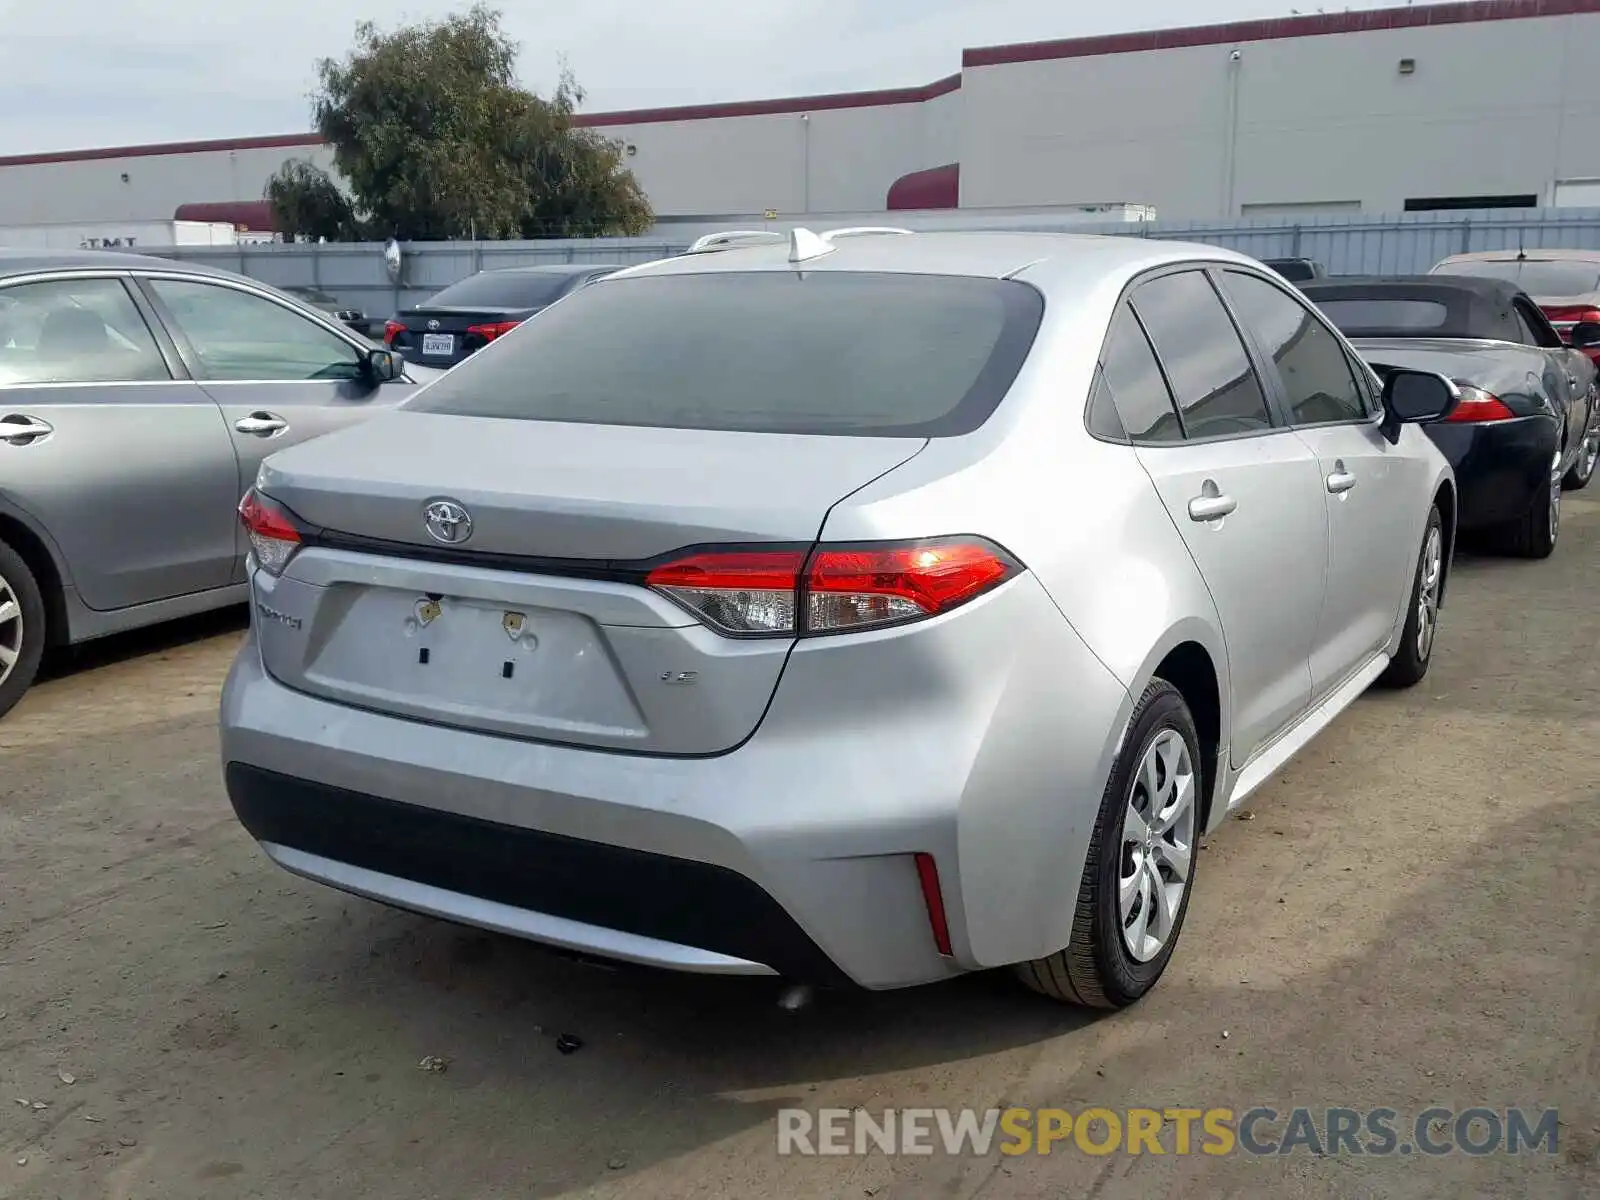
left=0, top=537, right=46, bottom=720
left=1562, top=430, right=1597, bottom=492
left=1501, top=470, right=1558, bottom=559
left=1378, top=505, right=1444, bottom=689
left=1017, top=680, right=1201, bottom=1009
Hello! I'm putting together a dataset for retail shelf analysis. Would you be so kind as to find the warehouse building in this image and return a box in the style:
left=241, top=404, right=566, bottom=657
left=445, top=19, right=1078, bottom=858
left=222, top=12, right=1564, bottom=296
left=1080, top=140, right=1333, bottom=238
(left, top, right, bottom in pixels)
left=1, top=0, right=1597, bottom=235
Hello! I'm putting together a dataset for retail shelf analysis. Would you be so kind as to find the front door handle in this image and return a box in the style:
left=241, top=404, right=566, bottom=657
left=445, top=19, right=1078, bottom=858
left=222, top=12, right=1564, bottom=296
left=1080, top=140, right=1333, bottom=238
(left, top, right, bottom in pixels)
left=1188, top=488, right=1238, bottom=522
left=236, top=412, right=289, bottom=437
left=0, top=415, right=53, bottom=445
left=1327, top=470, right=1358, bottom=494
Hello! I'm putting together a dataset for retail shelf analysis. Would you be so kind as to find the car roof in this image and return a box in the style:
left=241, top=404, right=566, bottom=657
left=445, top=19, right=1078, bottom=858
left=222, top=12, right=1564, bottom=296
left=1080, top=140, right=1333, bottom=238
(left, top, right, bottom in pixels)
left=474, top=264, right=616, bottom=277
left=1300, top=274, right=1532, bottom=341
left=1303, top=273, right=1529, bottom=303
left=1438, top=248, right=1600, bottom=264
left=0, top=246, right=240, bottom=282
left=615, top=230, right=1261, bottom=288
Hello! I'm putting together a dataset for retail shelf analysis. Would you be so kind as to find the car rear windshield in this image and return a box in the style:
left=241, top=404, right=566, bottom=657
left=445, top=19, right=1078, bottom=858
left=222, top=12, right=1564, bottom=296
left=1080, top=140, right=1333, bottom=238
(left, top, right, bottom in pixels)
left=1313, top=297, right=1451, bottom=335
left=422, top=271, right=580, bottom=309
left=1433, top=258, right=1600, bottom=296
left=407, top=271, right=1045, bottom=437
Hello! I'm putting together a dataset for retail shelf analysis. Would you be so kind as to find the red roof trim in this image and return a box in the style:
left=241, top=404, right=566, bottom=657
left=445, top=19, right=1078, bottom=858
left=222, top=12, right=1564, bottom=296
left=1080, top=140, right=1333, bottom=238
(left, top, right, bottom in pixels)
left=964, top=0, right=1600, bottom=68
left=0, top=132, right=324, bottom=169
left=571, top=73, right=962, bottom=128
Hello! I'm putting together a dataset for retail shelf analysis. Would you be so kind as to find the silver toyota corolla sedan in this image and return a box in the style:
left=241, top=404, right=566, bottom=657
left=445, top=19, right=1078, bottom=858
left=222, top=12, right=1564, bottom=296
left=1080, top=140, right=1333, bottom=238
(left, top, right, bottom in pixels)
left=220, top=229, right=1459, bottom=1007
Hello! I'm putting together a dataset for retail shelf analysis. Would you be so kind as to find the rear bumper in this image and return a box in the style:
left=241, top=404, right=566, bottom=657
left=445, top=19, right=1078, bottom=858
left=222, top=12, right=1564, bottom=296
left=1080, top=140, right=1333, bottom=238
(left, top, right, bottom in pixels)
left=220, top=572, right=1133, bottom=990
left=1425, top=417, right=1557, bottom=529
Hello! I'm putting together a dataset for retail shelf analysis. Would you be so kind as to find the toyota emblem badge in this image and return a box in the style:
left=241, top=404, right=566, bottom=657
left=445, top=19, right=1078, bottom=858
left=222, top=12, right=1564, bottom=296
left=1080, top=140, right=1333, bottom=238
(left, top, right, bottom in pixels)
left=423, top=499, right=473, bottom=545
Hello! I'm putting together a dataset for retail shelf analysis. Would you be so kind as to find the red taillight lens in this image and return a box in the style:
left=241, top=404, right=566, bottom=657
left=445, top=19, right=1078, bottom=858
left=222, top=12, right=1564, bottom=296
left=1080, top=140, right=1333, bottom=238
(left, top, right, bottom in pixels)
left=806, top=542, right=1015, bottom=633
left=644, top=539, right=1018, bottom=638
left=467, top=320, right=521, bottom=341
left=383, top=320, right=405, bottom=345
left=645, top=550, right=805, bottom=635
left=238, top=489, right=301, bottom=576
left=1444, top=384, right=1516, bottom=423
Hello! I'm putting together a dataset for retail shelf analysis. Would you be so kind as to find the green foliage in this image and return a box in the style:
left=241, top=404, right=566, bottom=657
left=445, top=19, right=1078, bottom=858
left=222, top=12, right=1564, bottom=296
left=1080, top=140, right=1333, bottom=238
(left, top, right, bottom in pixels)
left=263, top=158, right=361, bottom=242
left=268, top=5, right=652, bottom=241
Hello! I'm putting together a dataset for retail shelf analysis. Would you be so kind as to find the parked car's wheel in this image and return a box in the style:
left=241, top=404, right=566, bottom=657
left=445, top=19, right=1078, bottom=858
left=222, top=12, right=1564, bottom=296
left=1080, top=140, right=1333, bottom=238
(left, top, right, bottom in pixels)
left=0, top=538, right=46, bottom=720
left=1018, top=679, right=1201, bottom=1008
left=1502, top=463, right=1560, bottom=559
left=1562, top=428, right=1598, bottom=491
left=1378, top=505, right=1444, bottom=689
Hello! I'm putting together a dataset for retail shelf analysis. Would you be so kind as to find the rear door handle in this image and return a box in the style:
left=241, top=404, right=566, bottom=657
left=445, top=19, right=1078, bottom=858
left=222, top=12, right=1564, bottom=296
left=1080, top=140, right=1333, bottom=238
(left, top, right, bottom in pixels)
left=235, top=412, right=289, bottom=437
left=1327, top=470, right=1357, bottom=494
left=1188, top=491, right=1238, bottom=522
left=0, top=415, right=53, bottom=444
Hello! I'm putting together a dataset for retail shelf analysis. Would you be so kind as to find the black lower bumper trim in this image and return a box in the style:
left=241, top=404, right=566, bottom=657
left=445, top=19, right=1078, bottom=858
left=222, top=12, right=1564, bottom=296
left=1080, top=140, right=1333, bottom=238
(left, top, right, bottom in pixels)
left=225, top=763, right=851, bottom=986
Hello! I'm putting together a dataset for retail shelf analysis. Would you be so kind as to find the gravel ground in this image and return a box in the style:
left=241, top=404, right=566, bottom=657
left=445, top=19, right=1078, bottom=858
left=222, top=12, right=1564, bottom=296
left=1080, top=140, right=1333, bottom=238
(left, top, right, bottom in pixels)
left=2, top=498, right=1596, bottom=1200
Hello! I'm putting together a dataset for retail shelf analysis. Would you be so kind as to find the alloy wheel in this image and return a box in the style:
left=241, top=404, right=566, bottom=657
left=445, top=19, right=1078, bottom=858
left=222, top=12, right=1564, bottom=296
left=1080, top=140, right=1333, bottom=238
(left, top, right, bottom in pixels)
left=1119, top=728, right=1196, bottom=963
left=1417, top=524, right=1443, bottom=661
left=0, top=571, right=22, bottom=689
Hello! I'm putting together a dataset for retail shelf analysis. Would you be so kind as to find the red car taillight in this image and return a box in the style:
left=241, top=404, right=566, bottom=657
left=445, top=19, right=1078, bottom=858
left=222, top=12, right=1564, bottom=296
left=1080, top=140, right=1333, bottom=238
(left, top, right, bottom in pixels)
left=645, top=539, right=1020, bottom=638
left=466, top=320, right=521, bottom=342
left=1444, top=384, right=1516, bottom=423
left=383, top=320, right=405, bottom=345
left=238, top=489, right=302, bottom=576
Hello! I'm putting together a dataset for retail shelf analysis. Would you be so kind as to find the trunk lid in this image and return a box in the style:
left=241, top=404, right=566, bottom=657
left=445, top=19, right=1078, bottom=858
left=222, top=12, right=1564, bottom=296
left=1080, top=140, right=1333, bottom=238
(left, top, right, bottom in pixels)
left=251, top=412, right=927, bottom=754
left=389, top=305, right=541, bottom=366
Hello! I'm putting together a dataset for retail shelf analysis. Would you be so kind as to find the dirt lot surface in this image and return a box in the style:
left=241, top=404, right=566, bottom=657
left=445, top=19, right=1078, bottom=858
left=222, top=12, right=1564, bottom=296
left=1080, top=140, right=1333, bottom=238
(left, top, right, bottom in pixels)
left=2, top=502, right=1597, bottom=1200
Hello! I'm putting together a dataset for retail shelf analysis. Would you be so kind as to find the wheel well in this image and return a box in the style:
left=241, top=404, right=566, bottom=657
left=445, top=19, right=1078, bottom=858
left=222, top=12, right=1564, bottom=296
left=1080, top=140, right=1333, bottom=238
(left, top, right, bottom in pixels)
left=0, top=513, right=69, bottom=647
left=1153, top=642, right=1222, bottom=828
left=1433, top=481, right=1457, bottom=605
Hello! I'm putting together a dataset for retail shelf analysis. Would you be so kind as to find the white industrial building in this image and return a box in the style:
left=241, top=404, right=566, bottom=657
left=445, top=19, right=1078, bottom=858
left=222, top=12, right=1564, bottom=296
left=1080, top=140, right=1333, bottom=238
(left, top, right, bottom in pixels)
left=2, top=0, right=1598, bottom=238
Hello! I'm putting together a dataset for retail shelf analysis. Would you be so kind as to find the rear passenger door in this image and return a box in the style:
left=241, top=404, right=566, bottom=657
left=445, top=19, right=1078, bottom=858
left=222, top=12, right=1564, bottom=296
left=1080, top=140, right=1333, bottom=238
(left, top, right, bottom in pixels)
left=1218, top=269, right=1418, bottom=697
left=138, top=275, right=414, bottom=574
left=1122, top=269, right=1328, bottom=768
left=0, top=274, right=238, bottom=611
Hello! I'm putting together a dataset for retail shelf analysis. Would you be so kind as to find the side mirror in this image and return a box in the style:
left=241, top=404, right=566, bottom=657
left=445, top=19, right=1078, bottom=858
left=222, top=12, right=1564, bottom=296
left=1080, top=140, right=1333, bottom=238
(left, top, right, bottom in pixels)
left=1570, top=321, right=1600, bottom=350
left=363, top=347, right=402, bottom=384
left=1377, top=367, right=1459, bottom=442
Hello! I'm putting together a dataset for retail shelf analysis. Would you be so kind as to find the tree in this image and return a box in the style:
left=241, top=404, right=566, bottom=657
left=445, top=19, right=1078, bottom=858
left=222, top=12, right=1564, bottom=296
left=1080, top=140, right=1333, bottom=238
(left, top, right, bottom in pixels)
left=263, top=158, right=360, bottom=241
left=267, top=6, right=652, bottom=241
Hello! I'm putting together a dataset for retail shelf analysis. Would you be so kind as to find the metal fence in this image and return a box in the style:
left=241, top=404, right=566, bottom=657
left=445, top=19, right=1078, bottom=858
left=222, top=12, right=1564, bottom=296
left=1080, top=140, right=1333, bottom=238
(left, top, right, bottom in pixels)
left=152, top=206, right=1600, bottom=318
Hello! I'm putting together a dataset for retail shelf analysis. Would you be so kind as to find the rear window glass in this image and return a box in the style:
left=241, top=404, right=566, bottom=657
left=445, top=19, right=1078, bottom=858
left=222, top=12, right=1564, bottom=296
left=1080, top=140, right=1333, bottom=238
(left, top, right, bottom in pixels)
left=1314, top=298, right=1450, bottom=334
left=408, top=272, right=1045, bottom=437
left=1433, top=258, right=1600, bottom=296
left=424, top=272, right=580, bottom=309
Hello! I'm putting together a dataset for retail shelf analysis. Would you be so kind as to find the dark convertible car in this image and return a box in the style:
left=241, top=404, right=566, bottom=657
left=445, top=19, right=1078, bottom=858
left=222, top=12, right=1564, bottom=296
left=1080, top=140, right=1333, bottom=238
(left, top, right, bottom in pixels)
left=1303, top=275, right=1600, bottom=558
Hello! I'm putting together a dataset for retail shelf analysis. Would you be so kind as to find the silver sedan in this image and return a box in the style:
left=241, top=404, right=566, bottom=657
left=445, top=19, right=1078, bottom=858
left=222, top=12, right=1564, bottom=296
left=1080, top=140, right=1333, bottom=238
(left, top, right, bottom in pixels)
left=0, top=249, right=425, bottom=717
left=220, top=228, right=1458, bottom=1007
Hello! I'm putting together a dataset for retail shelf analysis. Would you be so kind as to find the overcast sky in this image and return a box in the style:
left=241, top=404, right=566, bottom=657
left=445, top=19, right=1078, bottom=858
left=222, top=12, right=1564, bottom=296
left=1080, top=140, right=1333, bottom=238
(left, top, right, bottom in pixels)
left=2, top=0, right=1447, bottom=156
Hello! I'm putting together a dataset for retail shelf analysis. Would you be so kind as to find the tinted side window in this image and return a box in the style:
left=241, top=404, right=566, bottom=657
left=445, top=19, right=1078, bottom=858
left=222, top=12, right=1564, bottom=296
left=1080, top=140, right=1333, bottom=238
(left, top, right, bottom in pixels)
left=1221, top=271, right=1366, bottom=426
left=1131, top=270, right=1274, bottom=438
left=1094, top=303, right=1184, bottom=443
left=0, top=277, right=169, bottom=386
left=147, top=279, right=363, bottom=382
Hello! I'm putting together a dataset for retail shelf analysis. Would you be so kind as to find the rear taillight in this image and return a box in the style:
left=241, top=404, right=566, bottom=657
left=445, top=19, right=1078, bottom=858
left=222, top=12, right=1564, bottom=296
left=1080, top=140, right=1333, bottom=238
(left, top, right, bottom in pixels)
left=238, top=489, right=301, bottom=576
left=383, top=320, right=405, bottom=345
left=467, top=320, right=521, bottom=341
left=1444, top=384, right=1516, bottom=423
left=644, top=538, right=1019, bottom=638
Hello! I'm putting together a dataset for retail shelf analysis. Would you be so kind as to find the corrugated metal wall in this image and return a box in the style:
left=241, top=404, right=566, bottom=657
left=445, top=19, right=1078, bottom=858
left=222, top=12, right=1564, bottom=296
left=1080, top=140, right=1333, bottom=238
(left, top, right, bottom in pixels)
left=153, top=207, right=1600, bottom=317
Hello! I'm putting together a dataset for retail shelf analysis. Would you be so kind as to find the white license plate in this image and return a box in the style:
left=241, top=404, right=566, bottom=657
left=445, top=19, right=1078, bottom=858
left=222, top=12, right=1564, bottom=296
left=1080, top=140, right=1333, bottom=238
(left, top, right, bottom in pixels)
left=421, top=333, right=455, bottom=357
